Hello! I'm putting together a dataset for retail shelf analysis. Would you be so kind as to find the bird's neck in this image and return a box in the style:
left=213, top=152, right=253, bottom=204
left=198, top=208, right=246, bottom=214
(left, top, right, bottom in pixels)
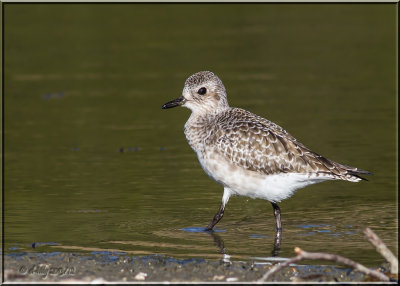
left=186, top=106, right=229, bottom=128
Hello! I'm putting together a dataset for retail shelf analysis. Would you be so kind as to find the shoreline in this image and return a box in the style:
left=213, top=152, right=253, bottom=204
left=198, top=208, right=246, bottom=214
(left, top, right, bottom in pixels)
left=3, top=252, right=394, bottom=283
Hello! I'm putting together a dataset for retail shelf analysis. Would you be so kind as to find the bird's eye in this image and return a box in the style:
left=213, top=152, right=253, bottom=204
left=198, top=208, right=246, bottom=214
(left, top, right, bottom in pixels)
left=197, top=87, right=207, bottom=95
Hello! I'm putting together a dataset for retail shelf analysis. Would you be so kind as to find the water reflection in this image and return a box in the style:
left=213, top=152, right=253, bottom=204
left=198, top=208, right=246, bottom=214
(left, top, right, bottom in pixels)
left=33, top=227, right=287, bottom=263
left=207, top=228, right=282, bottom=260
left=208, top=231, right=226, bottom=255
left=4, top=4, right=396, bottom=267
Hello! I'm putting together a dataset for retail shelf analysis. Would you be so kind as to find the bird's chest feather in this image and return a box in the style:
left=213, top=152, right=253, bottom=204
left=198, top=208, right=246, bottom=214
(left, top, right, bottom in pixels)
left=184, top=115, right=219, bottom=153
left=196, top=150, right=232, bottom=186
left=184, top=126, right=206, bottom=153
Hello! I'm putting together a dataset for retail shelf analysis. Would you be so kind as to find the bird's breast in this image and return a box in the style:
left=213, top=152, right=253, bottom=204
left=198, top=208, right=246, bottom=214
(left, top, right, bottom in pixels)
left=184, top=116, right=219, bottom=153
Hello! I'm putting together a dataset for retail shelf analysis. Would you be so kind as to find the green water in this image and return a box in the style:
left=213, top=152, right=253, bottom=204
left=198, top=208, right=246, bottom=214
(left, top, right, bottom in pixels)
left=3, top=4, right=397, bottom=266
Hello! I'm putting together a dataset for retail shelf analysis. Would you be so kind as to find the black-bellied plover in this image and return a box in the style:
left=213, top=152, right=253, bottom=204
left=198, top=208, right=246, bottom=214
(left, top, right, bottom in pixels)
left=162, top=71, right=370, bottom=235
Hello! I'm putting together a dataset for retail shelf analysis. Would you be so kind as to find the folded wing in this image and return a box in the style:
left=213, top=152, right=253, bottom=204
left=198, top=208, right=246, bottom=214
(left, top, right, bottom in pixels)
left=214, top=108, right=370, bottom=181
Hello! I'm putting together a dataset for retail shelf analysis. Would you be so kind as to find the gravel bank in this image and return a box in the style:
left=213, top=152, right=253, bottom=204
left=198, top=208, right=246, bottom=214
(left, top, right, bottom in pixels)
left=3, top=252, right=395, bottom=283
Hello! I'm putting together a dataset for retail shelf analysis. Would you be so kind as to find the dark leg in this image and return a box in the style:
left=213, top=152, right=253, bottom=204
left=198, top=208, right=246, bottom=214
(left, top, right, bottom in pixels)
left=205, top=203, right=225, bottom=231
left=271, top=202, right=282, bottom=256
left=271, top=202, right=282, bottom=230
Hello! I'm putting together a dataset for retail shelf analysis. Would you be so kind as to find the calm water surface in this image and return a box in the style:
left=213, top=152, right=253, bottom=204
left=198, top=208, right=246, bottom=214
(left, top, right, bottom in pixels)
left=4, top=4, right=397, bottom=266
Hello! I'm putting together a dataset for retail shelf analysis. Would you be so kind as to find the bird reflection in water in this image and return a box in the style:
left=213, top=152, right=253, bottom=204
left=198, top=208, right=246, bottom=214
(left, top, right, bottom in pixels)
left=206, top=228, right=282, bottom=259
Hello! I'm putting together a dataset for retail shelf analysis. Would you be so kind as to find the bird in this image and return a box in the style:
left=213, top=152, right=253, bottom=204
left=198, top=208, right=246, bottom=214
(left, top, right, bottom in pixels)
left=161, top=71, right=370, bottom=235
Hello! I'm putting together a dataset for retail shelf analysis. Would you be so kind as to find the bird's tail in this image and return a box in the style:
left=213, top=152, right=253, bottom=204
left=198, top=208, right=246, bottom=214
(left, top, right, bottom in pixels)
left=335, top=163, right=372, bottom=182
left=346, top=168, right=372, bottom=181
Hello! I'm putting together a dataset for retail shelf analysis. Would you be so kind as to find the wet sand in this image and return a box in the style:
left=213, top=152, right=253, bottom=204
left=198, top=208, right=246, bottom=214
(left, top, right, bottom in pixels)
left=3, top=252, right=395, bottom=283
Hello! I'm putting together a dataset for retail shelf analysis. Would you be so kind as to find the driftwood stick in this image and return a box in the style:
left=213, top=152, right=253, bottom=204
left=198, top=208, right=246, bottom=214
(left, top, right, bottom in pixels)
left=259, top=247, right=390, bottom=282
left=363, top=227, right=398, bottom=275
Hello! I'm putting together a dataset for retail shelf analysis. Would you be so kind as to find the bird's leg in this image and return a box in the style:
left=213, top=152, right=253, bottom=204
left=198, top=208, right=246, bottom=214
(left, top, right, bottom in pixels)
left=205, top=187, right=231, bottom=231
left=271, top=202, right=282, bottom=230
left=205, top=203, right=225, bottom=231
left=272, top=232, right=282, bottom=257
left=271, top=202, right=282, bottom=255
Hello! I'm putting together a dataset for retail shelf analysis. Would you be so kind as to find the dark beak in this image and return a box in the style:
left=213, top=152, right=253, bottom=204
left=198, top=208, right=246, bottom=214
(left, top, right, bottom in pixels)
left=161, top=96, right=186, bottom=109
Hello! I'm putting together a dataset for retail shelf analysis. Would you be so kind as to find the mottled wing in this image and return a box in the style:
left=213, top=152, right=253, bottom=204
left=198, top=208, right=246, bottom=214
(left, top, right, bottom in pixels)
left=214, top=108, right=370, bottom=180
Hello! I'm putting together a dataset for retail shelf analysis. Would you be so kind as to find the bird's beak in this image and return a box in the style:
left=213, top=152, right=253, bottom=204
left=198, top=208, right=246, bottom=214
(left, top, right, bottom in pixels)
left=161, top=96, right=186, bottom=109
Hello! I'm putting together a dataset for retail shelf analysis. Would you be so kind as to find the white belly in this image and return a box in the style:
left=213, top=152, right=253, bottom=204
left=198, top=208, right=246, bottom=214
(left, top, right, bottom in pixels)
left=197, top=150, right=332, bottom=203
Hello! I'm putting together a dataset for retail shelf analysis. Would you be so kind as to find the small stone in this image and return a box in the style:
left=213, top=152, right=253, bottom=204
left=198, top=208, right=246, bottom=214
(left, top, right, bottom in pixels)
left=134, top=272, right=147, bottom=280
left=226, top=277, right=238, bottom=282
left=212, top=275, right=225, bottom=281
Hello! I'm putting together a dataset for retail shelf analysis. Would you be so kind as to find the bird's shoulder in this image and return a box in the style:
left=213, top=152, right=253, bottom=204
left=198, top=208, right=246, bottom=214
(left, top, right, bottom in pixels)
left=213, top=107, right=298, bottom=146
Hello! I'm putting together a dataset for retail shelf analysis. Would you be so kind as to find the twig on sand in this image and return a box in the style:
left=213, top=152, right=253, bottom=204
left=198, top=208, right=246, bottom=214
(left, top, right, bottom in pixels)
left=258, top=247, right=390, bottom=282
left=363, top=227, right=398, bottom=275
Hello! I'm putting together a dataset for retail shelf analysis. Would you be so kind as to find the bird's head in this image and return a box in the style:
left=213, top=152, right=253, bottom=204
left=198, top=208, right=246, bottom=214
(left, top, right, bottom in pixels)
left=162, top=71, right=229, bottom=115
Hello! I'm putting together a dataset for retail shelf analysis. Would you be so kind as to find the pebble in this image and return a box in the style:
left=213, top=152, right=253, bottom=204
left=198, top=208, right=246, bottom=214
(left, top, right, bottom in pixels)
left=134, top=272, right=147, bottom=281
left=212, top=275, right=225, bottom=281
